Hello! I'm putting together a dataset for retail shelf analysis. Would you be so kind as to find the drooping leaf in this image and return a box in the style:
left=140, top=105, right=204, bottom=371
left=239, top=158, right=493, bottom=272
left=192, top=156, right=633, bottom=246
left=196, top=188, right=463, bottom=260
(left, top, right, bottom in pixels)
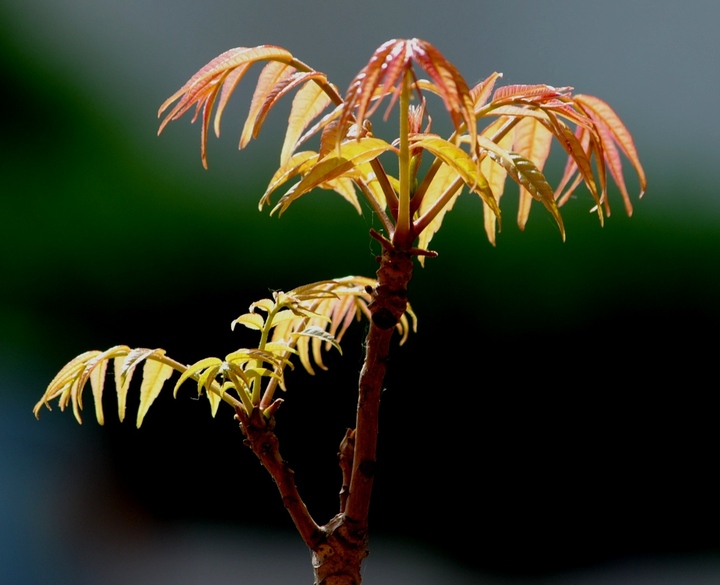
left=479, top=119, right=514, bottom=245
left=410, top=134, right=499, bottom=216
left=575, top=94, right=647, bottom=213
left=512, top=117, right=554, bottom=230
left=240, top=61, right=296, bottom=149
left=136, top=357, right=174, bottom=428
left=477, top=135, right=565, bottom=239
left=173, top=357, right=224, bottom=398
left=282, top=77, right=334, bottom=165
left=272, top=137, right=396, bottom=215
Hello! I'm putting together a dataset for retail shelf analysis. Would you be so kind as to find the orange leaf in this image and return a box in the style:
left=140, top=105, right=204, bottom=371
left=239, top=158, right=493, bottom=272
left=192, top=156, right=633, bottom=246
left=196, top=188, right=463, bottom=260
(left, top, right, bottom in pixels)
left=240, top=62, right=296, bottom=149
left=513, top=117, right=554, bottom=230
left=281, top=76, right=334, bottom=164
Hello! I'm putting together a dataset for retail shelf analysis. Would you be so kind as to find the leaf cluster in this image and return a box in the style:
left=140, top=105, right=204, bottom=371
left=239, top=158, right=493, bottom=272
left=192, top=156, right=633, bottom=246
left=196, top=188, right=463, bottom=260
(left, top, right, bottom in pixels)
left=158, top=38, right=646, bottom=252
left=34, top=277, right=415, bottom=427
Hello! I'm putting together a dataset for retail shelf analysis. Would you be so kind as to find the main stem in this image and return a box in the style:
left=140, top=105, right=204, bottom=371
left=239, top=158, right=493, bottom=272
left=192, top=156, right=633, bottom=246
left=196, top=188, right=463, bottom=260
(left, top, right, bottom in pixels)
left=312, top=246, right=414, bottom=585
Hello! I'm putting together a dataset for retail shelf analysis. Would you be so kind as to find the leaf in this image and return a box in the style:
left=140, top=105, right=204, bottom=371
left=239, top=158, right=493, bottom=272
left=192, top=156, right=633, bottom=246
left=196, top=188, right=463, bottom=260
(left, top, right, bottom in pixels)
left=575, top=94, right=647, bottom=212
left=477, top=135, right=565, bottom=239
left=136, top=357, right=174, bottom=428
left=272, top=137, right=395, bottom=215
left=492, top=83, right=572, bottom=103
left=232, top=312, right=265, bottom=331
left=512, top=117, right=554, bottom=230
left=158, top=45, right=297, bottom=168
left=240, top=61, right=296, bottom=149
left=470, top=72, right=503, bottom=112
left=339, top=39, right=476, bottom=145
left=250, top=298, right=276, bottom=313
left=89, top=358, right=108, bottom=426
left=415, top=162, right=464, bottom=262
left=173, top=357, right=223, bottom=397
left=479, top=119, right=514, bottom=245
left=293, top=326, right=342, bottom=353
left=114, top=356, right=128, bottom=422
left=410, top=134, right=499, bottom=216
left=282, top=77, right=333, bottom=165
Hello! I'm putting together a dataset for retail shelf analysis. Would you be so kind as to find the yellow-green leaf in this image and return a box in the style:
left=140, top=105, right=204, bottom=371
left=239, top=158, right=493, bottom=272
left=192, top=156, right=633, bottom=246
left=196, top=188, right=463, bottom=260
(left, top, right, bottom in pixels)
left=173, top=357, right=223, bottom=397
left=232, top=312, right=265, bottom=331
left=273, top=137, right=395, bottom=215
left=411, top=135, right=499, bottom=216
left=477, top=135, right=565, bottom=239
left=136, top=358, right=174, bottom=428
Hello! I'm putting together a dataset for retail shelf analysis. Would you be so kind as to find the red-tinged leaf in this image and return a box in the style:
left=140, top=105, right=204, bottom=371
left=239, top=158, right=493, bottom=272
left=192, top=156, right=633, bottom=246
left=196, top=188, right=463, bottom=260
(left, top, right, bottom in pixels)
left=513, top=117, right=554, bottom=230
left=340, top=39, right=401, bottom=130
left=410, top=134, right=499, bottom=216
left=411, top=40, right=476, bottom=142
left=240, top=62, right=296, bottom=149
left=273, top=137, right=396, bottom=214
left=493, top=84, right=573, bottom=103
left=252, top=71, right=330, bottom=154
left=282, top=77, right=334, bottom=164
left=339, top=39, right=475, bottom=144
left=471, top=72, right=503, bottom=112
left=318, top=118, right=354, bottom=160
left=543, top=112, right=601, bottom=207
left=477, top=135, right=565, bottom=239
left=213, top=63, right=253, bottom=138
left=555, top=126, right=592, bottom=207
left=159, top=45, right=294, bottom=130
left=482, top=105, right=549, bottom=121
left=576, top=94, right=647, bottom=204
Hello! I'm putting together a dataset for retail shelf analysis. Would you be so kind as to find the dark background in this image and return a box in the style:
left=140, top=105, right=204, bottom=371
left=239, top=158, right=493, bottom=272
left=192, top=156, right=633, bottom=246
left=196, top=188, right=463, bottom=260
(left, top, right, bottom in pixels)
left=2, top=1, right=720, bottom=584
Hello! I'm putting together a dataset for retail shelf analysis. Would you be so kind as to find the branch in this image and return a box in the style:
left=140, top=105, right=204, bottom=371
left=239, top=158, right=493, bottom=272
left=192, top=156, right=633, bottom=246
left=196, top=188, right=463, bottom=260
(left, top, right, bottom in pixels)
left=235, top=406, right=322, bottom=549
left=344, top=247, right=414, bottom=526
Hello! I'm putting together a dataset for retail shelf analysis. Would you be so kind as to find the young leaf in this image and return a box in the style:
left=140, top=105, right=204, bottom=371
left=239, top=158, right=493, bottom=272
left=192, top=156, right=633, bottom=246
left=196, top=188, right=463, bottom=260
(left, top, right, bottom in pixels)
left=232, top=312, right=265, bottom=331
left=281, top=77, right=334, bottom=165
left=136, top=357, right=174, bottom=428
left=512, top=117, right=554, bottom=231
left=410, top=134, right=499, bottom=216
left=240, top=61, right=296, bottom=149
left=477, top=135, right=565, bottom=239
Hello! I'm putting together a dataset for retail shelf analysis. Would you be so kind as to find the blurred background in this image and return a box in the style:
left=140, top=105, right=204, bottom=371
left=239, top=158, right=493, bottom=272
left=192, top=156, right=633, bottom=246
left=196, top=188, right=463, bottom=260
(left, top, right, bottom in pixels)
left=2, top=1, right=720, bottom=583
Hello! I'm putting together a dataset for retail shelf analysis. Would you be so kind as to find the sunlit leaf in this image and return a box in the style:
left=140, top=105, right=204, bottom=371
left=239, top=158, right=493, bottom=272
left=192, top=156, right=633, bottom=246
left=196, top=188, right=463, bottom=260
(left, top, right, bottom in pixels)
left=512, top=117, right=554, bottom=230
left=477, top=135, right=564, bottom=239
left=173, top=357, right=223, bottom=397
left=136, top=357, right=174, bottom=428
left=272, top=137, right=396, bottom=215
left=282, top=76, right=334, bottom=164
left=240, top=62, right=296, bottom=149
left=415, top=162, right=464, bottom=262
left=410, top=134, right=499, bottom=215
left=232, top=312, right=265, bottom=331
left=575, top=94, right=647, bottom=212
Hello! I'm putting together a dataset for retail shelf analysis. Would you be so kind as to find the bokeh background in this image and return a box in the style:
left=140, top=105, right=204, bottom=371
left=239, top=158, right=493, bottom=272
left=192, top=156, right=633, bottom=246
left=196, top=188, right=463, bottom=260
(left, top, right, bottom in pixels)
left=2, top=1, right=720, bottom=584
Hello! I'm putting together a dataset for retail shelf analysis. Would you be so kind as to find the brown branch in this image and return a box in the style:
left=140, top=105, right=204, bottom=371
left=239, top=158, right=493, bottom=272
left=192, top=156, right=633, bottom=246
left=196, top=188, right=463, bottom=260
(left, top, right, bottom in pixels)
left=344, top=246, right=414, bottom=527
left=338, top=428, right=356, bottom=513
left=235, top=406, right=322, bottom=550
